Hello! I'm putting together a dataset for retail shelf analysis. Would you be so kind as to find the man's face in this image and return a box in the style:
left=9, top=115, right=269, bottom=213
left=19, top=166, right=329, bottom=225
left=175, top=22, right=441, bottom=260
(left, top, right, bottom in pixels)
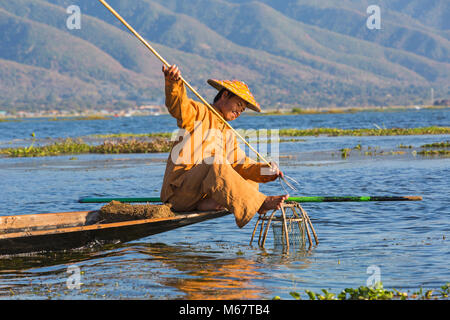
left=218, top=92, right=247, bottom=121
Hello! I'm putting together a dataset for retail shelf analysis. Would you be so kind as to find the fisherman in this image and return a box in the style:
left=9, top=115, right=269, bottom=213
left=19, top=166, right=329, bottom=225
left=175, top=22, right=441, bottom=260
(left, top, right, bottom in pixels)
left=160, top=64, right=288, bottom=228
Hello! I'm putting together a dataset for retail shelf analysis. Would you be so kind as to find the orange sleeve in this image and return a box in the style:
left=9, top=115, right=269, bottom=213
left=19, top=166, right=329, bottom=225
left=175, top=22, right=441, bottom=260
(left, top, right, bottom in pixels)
left=165, top=78, right=203, bottom=130
left=228, top=136, right=277, bottom=183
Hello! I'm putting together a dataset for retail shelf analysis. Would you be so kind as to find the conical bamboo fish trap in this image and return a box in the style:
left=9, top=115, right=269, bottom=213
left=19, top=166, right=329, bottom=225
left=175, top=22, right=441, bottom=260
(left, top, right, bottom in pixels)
left=250, top=201, right=318, bottom=251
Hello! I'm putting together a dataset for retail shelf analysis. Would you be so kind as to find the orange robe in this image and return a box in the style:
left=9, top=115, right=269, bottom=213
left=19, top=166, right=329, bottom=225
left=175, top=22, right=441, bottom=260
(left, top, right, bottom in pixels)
left=160, top=78, right=276, bottom=227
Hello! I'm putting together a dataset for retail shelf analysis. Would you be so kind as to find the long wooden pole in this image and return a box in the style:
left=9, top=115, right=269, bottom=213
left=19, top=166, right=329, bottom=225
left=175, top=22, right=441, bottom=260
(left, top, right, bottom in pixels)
left=97, top=0, right=272, bottom=168
left=79, top=195, right=422, bottom=203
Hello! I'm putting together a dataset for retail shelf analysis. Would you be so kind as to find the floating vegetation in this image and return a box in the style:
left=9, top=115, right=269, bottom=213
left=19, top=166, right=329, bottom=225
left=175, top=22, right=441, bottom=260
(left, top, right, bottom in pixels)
left=278, top=138, right=305, bottom=143
left=263, top=137, right=305, bottom=143
left=93, top=138, right=172, bottom=154
left=88, top=127, right=449, bottom=141
left=335, top=140, right=450, bottom=159
left=0, top=138, right=90, bottom=157
left=0, top=118, right=21, bottom=122
left=274, top=283, right=450, bottom=300
left=415, top=140, right=450, bottom=157
left=420, top=141, right=450, bottom=148
left=92, top=132, right=303, bottom=143
left=2, top=130, right=448, bottom=158
left=0, top=137, right=172, bottom=157
left=417, top=149, right=450, bottom=156
left=230, top=126, right=445, bottom=138
left=276, top=126, right=450, bottom=137
left=336, top=144, right=411, bottom=159
left=340, top=148, right=351, bottom=159
left=90, top=132, right=172, bottom=139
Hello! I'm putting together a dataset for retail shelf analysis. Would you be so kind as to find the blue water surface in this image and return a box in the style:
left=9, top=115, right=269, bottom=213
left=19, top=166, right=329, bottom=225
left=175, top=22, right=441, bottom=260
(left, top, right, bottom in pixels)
left=0, top=109, right=448, bottom=300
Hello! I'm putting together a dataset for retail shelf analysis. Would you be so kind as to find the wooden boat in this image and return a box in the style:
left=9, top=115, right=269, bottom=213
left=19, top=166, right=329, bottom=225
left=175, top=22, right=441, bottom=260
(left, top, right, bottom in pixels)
left=0, top=209, right=230, bottom=255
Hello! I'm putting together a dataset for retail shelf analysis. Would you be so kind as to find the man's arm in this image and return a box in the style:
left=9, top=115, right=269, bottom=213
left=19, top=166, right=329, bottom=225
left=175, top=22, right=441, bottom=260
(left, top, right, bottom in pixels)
left=227, top=135, right=281, bottom=183
left=163, top=64, right=201, bottom=130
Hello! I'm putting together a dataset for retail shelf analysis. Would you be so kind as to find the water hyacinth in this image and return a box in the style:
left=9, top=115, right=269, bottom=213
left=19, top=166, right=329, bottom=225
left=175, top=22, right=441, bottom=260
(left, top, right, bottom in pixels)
left=417, top=140, right=450, bottom=156
left=87, top=127, right=450, bottom=140
left=90, top=132, right=172, bottom=139
left=276, top=126, right=450, bottom=137
left=417, top=149, right=450, bottom=156
left=0, top=137, right=172, bottom=157
left=0, top=138, right=91, bottom=157
left=280, top=283, right=450, bottom=300
left=420, top=141, right=450, bottom=148
left=92, top=138, right=172, bottom=154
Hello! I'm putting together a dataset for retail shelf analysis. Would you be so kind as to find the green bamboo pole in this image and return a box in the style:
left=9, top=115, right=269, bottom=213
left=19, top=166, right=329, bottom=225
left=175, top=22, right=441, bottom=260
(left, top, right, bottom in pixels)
left=288, top=196, right=423, bottom=202
left=79, top=197, right=161, bottom=203
left=79, top=196, right=422, bottom=204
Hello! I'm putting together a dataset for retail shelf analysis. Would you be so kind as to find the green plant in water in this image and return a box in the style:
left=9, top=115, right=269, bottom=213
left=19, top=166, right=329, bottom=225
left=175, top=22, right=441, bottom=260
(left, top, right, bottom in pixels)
left=417, top=149, right=450, bottom=156
left=439, top=283, right=450, bottom=298
left=340, top=148, right=351, bottom=159
left=275, top=127, right=450, bottom=137
left=90, top=132, right=172, bottom=139
left=305, top=289, right=337, bottom=300
left=90, top=128, right=449, bottom=141
left=338, top=283, right=396, bottom=300
left=282, top=282, right=450, bottom=300
left=420, top=141, right=450, bottom=148
left=413, top=140, right=450, bottom=157
left=26, top=132, right=36, bottom=152
left=92, top=138, right=172, bottom=154
left=0, top=137, right=172, bottom=157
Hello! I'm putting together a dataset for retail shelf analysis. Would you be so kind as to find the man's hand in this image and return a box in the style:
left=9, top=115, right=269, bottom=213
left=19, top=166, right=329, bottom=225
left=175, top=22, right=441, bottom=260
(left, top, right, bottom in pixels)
left=268, top=161, right=284, bottom=178
left=162, top=64, right=181, bottom=81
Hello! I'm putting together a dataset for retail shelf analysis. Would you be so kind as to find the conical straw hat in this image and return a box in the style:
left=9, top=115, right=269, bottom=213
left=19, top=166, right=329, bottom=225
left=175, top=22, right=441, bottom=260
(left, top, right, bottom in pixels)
left=207, top=79, right=261, bottom=112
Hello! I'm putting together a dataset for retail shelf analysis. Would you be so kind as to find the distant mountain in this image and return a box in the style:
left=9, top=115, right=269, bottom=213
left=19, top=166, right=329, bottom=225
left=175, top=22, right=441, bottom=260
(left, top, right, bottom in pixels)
left=0, top=0, right=448, bottom=112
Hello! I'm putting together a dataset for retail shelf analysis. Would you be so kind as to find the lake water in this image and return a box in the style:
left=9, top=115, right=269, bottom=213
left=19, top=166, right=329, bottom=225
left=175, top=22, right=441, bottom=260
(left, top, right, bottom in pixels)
left=0, top=108, right=449, bottom=299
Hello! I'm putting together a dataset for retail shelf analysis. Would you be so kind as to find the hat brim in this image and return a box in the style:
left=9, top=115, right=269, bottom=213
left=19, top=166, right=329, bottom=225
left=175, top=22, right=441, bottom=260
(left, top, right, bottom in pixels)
left=207, top=79, right=261, bottom=112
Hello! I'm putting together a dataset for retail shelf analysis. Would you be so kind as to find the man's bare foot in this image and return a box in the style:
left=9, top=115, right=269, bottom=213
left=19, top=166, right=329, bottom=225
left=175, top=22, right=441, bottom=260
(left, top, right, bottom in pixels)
left=258, top=195, right=289, bottom=215
left=196, top=198, right=226, bottom=211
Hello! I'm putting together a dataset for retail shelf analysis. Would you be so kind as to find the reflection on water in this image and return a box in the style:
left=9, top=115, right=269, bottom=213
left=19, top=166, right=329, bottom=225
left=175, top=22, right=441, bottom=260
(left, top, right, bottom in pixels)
left=138, top=244, right=266, bottom=300
left=0, top=241, right=315, bottom=299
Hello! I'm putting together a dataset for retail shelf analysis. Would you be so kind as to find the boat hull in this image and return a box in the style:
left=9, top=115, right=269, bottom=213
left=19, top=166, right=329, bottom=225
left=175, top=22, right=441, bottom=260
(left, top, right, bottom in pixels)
left=0, top=210, right=230, bottom=255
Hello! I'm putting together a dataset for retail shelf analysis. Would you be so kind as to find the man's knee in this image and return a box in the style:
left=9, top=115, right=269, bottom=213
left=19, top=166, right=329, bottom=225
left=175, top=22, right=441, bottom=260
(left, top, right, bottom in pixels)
left=207, top=162, right=232, bottom=175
